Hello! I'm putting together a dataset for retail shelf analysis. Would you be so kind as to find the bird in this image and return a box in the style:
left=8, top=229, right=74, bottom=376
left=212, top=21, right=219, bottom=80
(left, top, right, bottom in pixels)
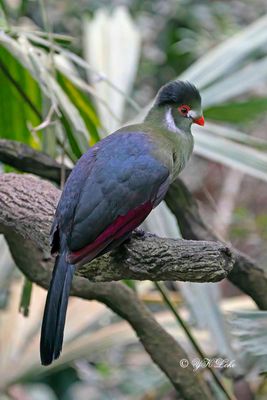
left=40, top=80, right=204, bottom=365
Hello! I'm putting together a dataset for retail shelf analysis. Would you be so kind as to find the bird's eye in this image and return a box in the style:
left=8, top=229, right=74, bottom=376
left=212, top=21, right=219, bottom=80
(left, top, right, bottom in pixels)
left=178, top=104, right=190, bottom=116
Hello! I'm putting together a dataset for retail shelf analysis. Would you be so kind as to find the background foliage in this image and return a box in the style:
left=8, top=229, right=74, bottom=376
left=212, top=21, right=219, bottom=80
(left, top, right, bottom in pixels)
left=1, top=1, right=267, bottom=399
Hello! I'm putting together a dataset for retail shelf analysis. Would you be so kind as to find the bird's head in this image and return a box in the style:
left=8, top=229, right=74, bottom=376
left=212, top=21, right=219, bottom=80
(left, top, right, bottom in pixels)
left=150, top=80, right=204, bottom=133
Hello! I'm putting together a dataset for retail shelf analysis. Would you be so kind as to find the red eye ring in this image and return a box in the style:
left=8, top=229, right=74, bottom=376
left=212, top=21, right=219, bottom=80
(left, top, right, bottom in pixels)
left=178, top=104, right=191, bottom=116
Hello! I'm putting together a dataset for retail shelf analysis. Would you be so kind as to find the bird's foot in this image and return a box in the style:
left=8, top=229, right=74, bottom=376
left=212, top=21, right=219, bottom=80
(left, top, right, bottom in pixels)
left=133, top=228, right=146, bottom=238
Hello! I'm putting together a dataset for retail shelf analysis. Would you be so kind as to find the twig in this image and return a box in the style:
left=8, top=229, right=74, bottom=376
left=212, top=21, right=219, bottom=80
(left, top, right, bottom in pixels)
left=29, top=105, right=57, bottom=133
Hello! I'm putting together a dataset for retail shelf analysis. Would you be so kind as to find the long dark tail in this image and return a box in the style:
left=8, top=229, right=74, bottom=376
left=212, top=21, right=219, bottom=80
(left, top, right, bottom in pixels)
left=40, top=252, right=75, bottom=365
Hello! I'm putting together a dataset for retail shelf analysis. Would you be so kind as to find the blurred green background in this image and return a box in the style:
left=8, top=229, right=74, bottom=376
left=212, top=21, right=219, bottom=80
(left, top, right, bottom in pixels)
left=1, top=1, right=267, bottom=399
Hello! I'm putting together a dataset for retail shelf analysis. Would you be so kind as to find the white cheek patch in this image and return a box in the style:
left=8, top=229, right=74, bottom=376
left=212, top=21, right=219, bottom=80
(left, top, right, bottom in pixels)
left=165, top=108, right=181, bottom=134
left=188, top=110, right=198, bottom=120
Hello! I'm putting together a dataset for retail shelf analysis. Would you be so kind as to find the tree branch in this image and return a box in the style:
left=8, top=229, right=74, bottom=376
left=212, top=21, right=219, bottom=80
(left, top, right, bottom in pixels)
left=78, top=233, right=233, bottom=282
left=0, top=173, right=233, bottom=283
left=0, top=139, right=71, bottom=183
left=0, top=172, right=213, bottom=399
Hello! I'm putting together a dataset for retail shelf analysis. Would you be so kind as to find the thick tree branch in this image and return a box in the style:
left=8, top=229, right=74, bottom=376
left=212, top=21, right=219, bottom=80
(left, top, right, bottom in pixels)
left=0, top=173, right=212, bottom=399
left=0, top=139, right=71, bottom=183
left=0, top=173, right=233, bottom=282
left=78, top=234, right=232, bottom=282
left=165, top=180, right=267, bottom=309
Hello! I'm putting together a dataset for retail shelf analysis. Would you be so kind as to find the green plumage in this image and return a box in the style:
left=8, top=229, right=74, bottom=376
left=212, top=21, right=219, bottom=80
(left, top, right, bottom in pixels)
left=117, top=80, right=203, bottom=180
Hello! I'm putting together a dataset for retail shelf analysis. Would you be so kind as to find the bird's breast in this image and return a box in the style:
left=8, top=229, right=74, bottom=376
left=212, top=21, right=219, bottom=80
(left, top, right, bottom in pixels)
left=172, top=134, right=194, bottom=180
left=149, top=129, right=194, bottom=182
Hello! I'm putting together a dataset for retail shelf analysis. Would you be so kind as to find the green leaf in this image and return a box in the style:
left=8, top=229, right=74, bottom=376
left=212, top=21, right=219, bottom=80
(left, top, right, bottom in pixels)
left=57, top=71, right=101, bottom=145
left=0, top=46, right=42, bottom=146
left=19, top=278, right=32, bottom=317
left=205, top=98, right=267, bottom=124
left=60, top=114, right=84, bottom=160
left=0, top=33, right=91, bottom=158
left=123, top=280, right=136, bottom=291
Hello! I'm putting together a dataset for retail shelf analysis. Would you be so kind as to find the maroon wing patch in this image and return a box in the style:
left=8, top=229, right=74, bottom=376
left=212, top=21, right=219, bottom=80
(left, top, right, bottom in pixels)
left=67, top=201, right=153, bottom=266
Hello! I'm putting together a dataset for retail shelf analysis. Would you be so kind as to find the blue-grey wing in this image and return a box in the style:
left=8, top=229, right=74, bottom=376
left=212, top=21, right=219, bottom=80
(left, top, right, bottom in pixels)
left=51, top=131, right=170, bottom=253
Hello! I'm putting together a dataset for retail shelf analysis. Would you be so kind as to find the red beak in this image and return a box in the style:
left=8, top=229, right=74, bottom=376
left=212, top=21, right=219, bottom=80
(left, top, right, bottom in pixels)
left=194, top=116, right=205, bottom=126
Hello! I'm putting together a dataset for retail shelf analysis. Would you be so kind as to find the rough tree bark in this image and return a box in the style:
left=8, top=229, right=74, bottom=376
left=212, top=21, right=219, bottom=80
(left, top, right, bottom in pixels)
left=0, top=139, right=65, bottom=182
left=0, top=173, right=217, bottom=399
